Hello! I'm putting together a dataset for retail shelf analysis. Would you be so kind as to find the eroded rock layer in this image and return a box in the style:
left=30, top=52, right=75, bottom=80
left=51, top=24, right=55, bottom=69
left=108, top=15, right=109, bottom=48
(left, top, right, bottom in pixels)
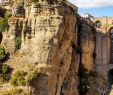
left=1, top=0, right=80, bottom=95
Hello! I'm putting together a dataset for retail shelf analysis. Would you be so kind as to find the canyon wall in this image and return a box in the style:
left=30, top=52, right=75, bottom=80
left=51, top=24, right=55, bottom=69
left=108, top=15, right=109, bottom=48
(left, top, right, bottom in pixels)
left=0, top=0, right=100, bottom=95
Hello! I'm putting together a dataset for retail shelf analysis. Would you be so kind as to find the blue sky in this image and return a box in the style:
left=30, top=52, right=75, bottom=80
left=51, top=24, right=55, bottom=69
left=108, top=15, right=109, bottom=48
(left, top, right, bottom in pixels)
left=68, top=0, right=113, bottom=17
left=79, top=6, right=113, bottom=17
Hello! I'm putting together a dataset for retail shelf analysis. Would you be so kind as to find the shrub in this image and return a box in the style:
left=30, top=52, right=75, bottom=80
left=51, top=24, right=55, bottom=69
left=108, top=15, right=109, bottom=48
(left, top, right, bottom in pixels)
left=1, top=88, right=23, bottom=95
left=25, top=68, right=44, bottom=85
left=0, top=17, right=9, bottom=32
left=10, top=70, right=26, bottom=86
left=0, top=64, right=11, bottom=81
left=0, top=47, right=6, bottom=61
left=15, top=37, right=22, bottom=50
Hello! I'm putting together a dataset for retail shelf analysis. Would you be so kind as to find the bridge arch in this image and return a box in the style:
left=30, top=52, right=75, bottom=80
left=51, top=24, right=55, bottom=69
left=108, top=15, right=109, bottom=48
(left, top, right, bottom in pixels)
left=108, top=26, right=113, bottom=33
left=107, top=27, right=113, bottom=64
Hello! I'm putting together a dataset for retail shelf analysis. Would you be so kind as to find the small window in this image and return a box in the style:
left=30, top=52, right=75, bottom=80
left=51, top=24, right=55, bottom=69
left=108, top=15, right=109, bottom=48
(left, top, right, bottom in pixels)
left=95, top=21, right=101, bottom=28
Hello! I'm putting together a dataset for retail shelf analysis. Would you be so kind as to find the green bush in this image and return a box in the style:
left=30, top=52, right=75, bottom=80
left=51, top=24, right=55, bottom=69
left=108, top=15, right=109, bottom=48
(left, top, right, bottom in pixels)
left=1, top=64, right=10, bottom=74
left=10, top=70, right=26, bottom=86
left=15, top=37, right=22, bottom=50
left=0, top=64, right=11, bottom=81
left=0, top=47, right=6, bottom=61
left=0, top=17, right=9, bottom=32
left=25, top=68, right=44, bottom=85
left=1, top=88, right=23, bottom=95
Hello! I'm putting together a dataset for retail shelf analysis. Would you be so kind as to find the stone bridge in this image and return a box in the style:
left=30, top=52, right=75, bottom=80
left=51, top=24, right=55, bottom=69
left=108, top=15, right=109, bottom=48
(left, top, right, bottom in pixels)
left=94, top=17, right=113, bottom=78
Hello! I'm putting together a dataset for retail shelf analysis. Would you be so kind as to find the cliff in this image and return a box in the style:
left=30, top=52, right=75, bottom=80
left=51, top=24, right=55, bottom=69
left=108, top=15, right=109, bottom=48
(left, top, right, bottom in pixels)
left=0, top=0, right=80, bottom=95
left=0, top=0, right=98, bottom=95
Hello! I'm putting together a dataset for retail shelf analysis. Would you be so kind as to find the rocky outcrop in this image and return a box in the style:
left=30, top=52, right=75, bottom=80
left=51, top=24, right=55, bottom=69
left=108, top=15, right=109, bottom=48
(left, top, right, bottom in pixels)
left=0, top=0, right=80, bottom=95
left=78, top=18, right=95, bottom=71
left=0, top=0, right=101, bottom=95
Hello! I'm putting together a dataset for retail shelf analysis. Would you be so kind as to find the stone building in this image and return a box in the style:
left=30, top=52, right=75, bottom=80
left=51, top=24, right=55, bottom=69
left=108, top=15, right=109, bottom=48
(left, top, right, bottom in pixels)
left=80, top=13, right=94, bottom=21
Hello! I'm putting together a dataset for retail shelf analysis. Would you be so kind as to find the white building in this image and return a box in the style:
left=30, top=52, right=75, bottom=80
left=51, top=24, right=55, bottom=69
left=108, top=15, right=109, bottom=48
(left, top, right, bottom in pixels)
left=80, top=13, right=94, bottom=21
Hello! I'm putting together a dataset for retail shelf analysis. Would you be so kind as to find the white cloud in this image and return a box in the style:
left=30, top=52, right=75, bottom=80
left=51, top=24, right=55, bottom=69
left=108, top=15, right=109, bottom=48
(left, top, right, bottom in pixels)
left=68, top=0, right=113, bottom=8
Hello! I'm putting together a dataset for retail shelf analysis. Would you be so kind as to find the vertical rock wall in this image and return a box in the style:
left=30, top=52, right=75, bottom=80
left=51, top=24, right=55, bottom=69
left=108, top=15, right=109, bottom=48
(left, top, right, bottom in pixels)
left=0, top=0, right=98, bottom=95
left=1, top=0, right=80, bottom=95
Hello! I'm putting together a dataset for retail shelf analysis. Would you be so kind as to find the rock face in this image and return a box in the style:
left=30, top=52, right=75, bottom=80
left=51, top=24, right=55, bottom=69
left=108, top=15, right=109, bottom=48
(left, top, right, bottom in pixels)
left=1, top=0, right=80, bottom=95
left=78, top=18, right=95, bottom=71
left=1, top=0, right=103, bottom=95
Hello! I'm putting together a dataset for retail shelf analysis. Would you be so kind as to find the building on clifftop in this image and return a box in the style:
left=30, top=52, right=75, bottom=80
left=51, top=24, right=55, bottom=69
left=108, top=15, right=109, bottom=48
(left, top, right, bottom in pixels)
left=80, top=13, right=94, bottom=21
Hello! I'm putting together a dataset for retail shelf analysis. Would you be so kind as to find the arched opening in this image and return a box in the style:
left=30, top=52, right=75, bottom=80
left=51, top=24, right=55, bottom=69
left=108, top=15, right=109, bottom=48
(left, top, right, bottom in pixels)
left=110, top=28, right=113, bottom=64
left=95, top=21, right=101, bottom=28
left=108, top=69, right=113, bottom=84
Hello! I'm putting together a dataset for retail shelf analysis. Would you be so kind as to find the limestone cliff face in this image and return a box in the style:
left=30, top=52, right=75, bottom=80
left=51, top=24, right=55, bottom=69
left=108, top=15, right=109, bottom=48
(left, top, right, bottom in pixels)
left=0, top=0, right=98, bottom=95
left=78, top=18, right=95, bottom=71
left=1, top=0, right=80, bottom=95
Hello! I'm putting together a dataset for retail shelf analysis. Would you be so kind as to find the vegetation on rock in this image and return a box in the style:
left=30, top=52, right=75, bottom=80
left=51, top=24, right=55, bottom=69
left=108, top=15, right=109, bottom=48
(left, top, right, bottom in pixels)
left=78, top=64, right=89, bottom=95
left=0, top=14, right=10, bottom=32
left=10, top=70, right=27, bottom=86
left=10, top=68, right=45, bottom=86
left=15, top=37, right=22, bottom=50
left=1, top=88, right=23, bottom=95
left=25, top=68, right=44, bottom=85
left=0, top=47, right=6, bottom=61
left=0, top=64, right=11, bottom=82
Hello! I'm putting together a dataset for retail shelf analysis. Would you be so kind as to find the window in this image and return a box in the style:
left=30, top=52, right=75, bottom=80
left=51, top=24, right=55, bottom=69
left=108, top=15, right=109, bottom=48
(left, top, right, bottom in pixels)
left=95, top=21, right=101, bottom=28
